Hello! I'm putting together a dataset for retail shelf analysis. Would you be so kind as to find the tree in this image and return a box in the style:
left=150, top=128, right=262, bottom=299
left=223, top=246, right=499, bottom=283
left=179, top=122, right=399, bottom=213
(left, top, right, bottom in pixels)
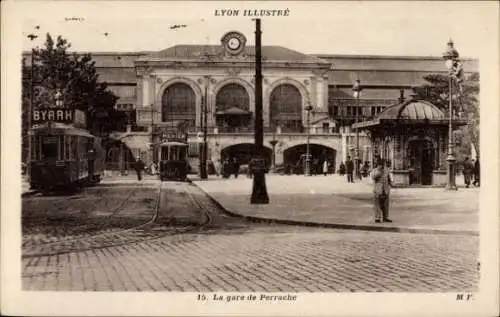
left=412, top=72, right=480, bottom=159
left=22, top=34, right=124, bottom=145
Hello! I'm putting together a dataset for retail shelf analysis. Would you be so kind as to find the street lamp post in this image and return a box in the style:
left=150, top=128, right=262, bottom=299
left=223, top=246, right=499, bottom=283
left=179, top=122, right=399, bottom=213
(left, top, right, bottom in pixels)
left=150, top=104, right=155, bottom=165
left=198, top=78, right=209, bottom=180
left=250, top=18, right=269, bottom=204
left=201, top=78, right=209, bottom=180
left=305, top=104, right=313, bottom=176
left=443, top=40, right=459, bottom=191
left=26, top=32, right=39, bottom=181
left=352, top=79, right=362, bottom=180
left=269, top=120, right=278, bottom=173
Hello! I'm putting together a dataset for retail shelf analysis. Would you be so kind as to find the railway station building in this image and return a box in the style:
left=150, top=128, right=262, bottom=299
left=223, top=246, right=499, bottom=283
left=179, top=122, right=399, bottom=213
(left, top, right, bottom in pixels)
left=24, top=31, right=478, bottom=184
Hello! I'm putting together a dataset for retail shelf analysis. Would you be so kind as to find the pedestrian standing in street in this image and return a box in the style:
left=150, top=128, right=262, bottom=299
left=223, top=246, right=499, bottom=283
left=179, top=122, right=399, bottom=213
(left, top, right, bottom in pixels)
left=150, top=161, right=157, bottom=175
left=322, top=159, right=328, bottom=176
left=247, top=159, right=254, bottom=178
left=232, top=157, right=240, bottom=178
left=346, top=156, right=354, bottom=183
left=473, top=156, right=480, bottom=187
left=133, top=157, right=145, bottom=181
left=221, top=158, right=230, bottom=179
left=462, top=156, right=474, bottom=188
left=339, top=161, right=346, bottom=175
left=361, top=161, right=370, bottom=178
left=371, top=157, right=393, bottom=223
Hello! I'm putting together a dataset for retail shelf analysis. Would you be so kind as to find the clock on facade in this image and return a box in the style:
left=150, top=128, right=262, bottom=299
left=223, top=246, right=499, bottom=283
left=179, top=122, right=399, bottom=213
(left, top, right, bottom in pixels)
left=228, top=37, right=241, bottom=50
left=221, top=31, right=246, bottom=56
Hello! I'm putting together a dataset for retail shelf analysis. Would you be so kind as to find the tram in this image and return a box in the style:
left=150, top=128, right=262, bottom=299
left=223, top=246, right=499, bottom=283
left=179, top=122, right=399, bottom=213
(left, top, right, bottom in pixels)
left=158, top=130, right=189, bottom=182
left=29, top=122, right=105, bottom=193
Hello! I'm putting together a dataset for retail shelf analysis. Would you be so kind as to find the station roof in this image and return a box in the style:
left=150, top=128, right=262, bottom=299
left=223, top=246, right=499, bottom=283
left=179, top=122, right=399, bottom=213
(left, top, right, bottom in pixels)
left=138, top=45, right=330, bottom=64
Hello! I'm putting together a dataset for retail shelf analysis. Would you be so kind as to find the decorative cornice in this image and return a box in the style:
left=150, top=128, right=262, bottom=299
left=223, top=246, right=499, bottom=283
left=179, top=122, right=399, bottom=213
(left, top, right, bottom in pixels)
left=312, top=69, right=329, bottom=77
left=136, top=66, right=154, bottom=77
left=225, top=67, right=243, bottom=77
left=136, top=59, right=330, bottom=70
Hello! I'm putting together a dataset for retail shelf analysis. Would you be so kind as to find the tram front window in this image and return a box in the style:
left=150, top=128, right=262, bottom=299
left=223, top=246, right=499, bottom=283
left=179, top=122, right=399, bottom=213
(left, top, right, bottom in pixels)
left=41, top=136, right=59, bottom=160
left=161, top=146, right=187, bottom=161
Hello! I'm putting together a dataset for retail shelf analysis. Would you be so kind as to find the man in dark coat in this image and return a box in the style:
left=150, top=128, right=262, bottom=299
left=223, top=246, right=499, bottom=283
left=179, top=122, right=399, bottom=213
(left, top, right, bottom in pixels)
left=232, top=157, right=240, bottom=178
left=473, top=157, right=480, bottom=187
left=345, top=156, right=354, bottom=183
left=462, top=157, right=474, bottom=188
left=134, top=157, right=145, bottom=181
left=371, top=157, right=393, bottom=223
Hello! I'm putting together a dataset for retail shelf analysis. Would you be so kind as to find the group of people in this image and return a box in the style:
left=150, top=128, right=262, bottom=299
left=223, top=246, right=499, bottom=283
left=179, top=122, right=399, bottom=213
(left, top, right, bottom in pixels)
left=219, top=158, right=241, bottom=179
left=305, top=158, right=334, bottom=176
left=338, top=156, right=369, bottom=183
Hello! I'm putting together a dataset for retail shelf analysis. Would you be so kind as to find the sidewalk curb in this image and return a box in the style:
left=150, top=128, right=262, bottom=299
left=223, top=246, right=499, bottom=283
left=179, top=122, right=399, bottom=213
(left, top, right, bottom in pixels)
left=192, top=181, right=479, bottom=237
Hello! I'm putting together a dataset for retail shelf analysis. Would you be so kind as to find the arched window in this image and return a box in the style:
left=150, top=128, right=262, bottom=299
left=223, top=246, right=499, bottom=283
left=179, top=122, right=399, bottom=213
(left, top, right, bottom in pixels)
left=215, top=83, right=251, bottom=132
left=270, top=84, right=302, bottom=132
left=215, top=83, right=250, bottom=111
left=162, top=83, right=196, bottom=125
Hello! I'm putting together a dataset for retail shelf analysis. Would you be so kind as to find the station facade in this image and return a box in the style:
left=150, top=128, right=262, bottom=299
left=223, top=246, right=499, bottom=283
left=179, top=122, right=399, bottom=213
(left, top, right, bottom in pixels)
left=29, top=31, right=478, bottom=178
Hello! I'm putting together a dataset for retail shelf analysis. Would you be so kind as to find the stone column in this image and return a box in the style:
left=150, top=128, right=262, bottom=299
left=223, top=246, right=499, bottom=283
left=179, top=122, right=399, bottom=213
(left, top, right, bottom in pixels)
left=207, top=84, right=215, bottom=131
left=341, top=134, right=348, bottom=162
left=148, top=76, right=156, bottom=107
left=310, top=76, right=317, bottom=107
left=322, top=75, right=329, bottom=112
left=136, top=76, right=144, bottom=107
left=142, top=75, right=150, bottom=107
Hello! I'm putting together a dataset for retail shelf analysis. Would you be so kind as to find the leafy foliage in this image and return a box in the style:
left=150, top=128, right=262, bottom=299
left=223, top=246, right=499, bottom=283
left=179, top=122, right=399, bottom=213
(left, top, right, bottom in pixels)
left=22, top=33, right=127, bottom=161
left=412, top=72, right=480, bottom=159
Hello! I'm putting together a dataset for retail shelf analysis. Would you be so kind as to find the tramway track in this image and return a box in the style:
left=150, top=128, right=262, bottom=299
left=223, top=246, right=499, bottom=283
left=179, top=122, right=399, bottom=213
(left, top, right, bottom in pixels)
left=22, top=186, right=139, bottom=246
left=22, top=185, right=162, bottom=259
left=21, top=182, right=215, bottom=259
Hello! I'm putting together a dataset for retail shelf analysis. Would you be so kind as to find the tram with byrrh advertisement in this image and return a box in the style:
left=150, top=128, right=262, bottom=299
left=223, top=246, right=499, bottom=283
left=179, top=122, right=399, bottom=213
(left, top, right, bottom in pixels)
left=157, top=129, right=189, bottom=182
left=29, top=107, right=105, bottom=193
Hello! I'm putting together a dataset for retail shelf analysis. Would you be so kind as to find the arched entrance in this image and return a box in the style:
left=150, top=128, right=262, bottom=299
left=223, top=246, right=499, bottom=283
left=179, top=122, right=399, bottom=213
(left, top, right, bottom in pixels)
left=162, top=83, right=196, bottom=127
left=221, top=143, right=272, bottom=166
left=215, top=83, right=252, bottom=132
left=407, top=139, right=434, bottom=185
left=283, top=144, right=336, bottom=174
left=269, top=84, right=302, bottom=132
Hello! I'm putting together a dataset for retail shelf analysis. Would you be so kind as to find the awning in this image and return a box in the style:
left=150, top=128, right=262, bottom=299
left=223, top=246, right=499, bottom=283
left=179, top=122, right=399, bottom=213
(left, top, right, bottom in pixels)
left=160, top=141, right=188, bottom=147
left=216, top=106, right=252, bottom=116
left=30, top=122, right=95, bottom=138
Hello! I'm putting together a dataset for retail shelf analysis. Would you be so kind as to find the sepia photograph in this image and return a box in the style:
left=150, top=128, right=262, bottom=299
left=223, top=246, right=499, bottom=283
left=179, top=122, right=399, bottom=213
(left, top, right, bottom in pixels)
left=1, top=1, right=499, bottom=316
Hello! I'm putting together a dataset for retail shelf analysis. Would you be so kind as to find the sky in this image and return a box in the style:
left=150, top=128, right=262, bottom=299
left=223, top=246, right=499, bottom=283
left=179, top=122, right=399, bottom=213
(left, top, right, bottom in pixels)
left=10, top=1, right=499, bottom=58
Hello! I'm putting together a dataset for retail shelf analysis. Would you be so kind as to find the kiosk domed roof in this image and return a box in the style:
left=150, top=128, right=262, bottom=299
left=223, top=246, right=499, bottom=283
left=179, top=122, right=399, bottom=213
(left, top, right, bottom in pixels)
left=378, top=99, right=445, bottom=120
left=352, top=97, right=466, bottom=130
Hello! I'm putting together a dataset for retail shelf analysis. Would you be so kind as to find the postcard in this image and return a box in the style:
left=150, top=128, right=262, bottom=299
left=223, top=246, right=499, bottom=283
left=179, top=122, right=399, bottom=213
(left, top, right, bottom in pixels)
left=1, top=1, right=499, bottom=316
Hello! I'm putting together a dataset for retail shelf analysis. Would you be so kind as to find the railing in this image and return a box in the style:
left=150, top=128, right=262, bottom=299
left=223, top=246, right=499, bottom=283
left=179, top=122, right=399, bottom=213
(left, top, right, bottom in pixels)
left=184, top=126, right=306, bottom=134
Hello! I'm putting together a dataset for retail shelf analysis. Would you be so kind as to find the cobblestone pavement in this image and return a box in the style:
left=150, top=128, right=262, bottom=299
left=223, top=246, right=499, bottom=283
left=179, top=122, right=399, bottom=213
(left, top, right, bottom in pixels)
left=22, top=183, right=161, bottom=257
left=22, top=181, right=479, bottom=292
